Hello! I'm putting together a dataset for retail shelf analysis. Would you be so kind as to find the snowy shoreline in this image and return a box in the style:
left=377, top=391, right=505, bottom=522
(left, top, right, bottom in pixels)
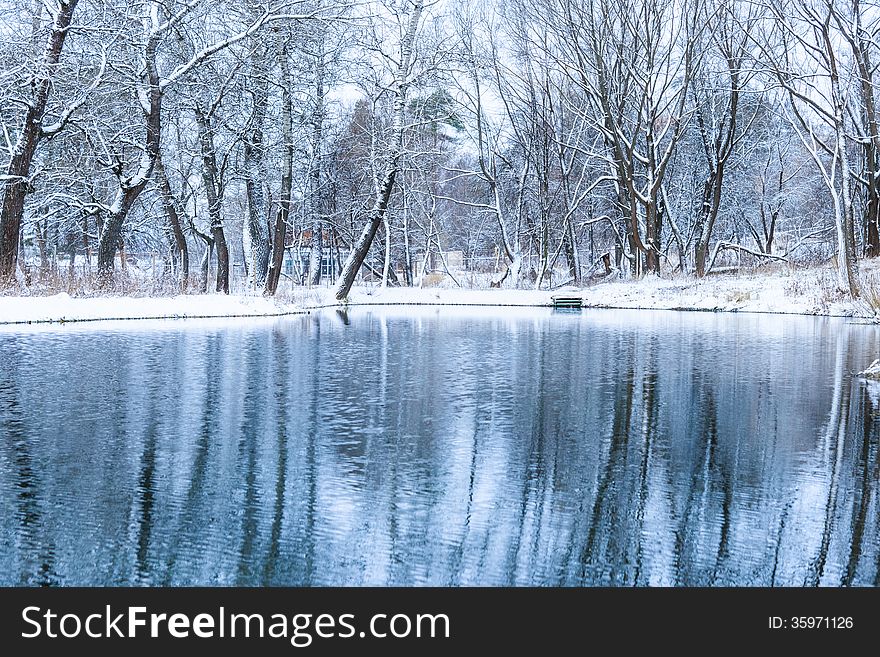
left=1, top=266, right=878, bottom=326
left=0, top=293, right=305, bottom=326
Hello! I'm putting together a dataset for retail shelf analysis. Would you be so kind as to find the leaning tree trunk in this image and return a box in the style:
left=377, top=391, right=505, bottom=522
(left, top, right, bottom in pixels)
left=0, top=0, right=79, bottom=282
left=333, top=0, right=424, bottom=301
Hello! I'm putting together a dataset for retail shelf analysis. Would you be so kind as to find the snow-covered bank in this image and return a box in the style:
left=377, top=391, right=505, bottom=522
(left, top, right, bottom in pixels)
left=0, top=293, right=303, bottom=325
left=1, top=264, right=878, bottom=325
left=0, top=287, right=558, bottom=326
left=320, top=265, right=875, bottom=318
left=315, top=286, right=556, bottom=308
left=580, top=269, right=872, bottom=317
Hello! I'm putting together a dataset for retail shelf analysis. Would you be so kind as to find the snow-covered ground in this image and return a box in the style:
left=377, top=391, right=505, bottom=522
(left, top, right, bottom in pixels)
left=1, top=264, right=878, bottom=325
left=0, top=292, right=302, bottom=325
left=310, top=264, right=878, bottom=317
left=580, top=268, right=873, bottom=317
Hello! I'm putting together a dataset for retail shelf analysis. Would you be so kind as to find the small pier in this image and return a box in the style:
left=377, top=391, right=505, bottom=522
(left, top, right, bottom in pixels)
left=551, top=294, right=584, bottom=310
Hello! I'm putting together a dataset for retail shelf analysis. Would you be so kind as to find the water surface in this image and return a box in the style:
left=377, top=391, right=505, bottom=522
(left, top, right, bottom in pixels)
left=1, top=308, right=878, bottom=586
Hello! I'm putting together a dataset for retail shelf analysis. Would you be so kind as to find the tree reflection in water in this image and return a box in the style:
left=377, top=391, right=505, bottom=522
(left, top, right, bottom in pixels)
left=0, top=309, right=878, bottom=586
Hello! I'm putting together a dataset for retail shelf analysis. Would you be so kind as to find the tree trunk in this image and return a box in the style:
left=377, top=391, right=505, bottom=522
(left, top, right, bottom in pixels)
left=154, top=153, right=189, bottom=289
left=0, top=0, right=79, bottom=282
left=694, top=83, right=738, bottom=278
left=195, top=107, right=229, bottom=294
left=851, top=3, right=880, bottom=258
left=694, top=173, right=719, bottom=278
left=308, top=222, right=324, bottom=287
left=839, top=139, right=861, bottom=298
left=864, top=178, right=880, bottom=258
left=833, top=81, right=861, bottom=297
left=333, top=1, right=424, bottom=301
left=213, top=227, right=229, bottom=294
left=333, top=153, right=400, bottom=299
left=402, top=184, right=413, bottom=285
left=645, top=203, right=661, bottom=275
left=307, top=41, right=326, bottom=287
left=308, top=224, right=324, bottom=286
left=381, top=218, right=392, bottom=288
left=96, top=21, right=162, bottom=279
left=564, top=214, right=579, bottom=284
left=36, top=213, right=49, bottom=277
left=265, top=39, right=294, bottom=296
left=535, top=215, right=549, bottom=290
left=81, top=214, right=91, bottom=272
left=243, top=43, right=270, bottom=289
left=199, top=238, right=213, bottom=293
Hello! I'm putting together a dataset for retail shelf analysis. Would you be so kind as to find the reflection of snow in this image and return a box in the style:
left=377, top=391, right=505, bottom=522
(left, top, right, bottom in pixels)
left=858, top=360, right=880, bottom=410
left=858, top=359, right=880, bottom=378
left=863, top=379, right=880, bottom=409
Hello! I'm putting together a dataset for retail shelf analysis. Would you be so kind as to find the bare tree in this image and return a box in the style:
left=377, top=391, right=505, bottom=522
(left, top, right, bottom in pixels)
left=757, top=0, right=861, bottom=297
left=153, top=152, right=189, bottom=288
left=334, top=0, right=425, bottom=300
left=0, top=0, right=82, bottom=282
left=264, top=33, right=295, bottom=296
left=194, top=102, right=231, bottom=294
left=449, top=5, right=527, bottom=287
left=242, top=35, right=271, bottom=289
left=692, top=0, right=757, bottom=277
left=832, top=0, right=880, bottom=257
left=307, top=35, right=328, bottom=287
left=90, top=2, right=321, bottom=282
left=548, top=0, right=703, bottom=276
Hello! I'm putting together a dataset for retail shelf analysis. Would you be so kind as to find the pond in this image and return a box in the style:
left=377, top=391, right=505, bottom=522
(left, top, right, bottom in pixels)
left=0, top=307, right=878, bottom=586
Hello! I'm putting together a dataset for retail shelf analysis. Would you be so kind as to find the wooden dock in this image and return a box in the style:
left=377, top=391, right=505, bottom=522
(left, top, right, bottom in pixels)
left=551, top=294, right=584, bottom=309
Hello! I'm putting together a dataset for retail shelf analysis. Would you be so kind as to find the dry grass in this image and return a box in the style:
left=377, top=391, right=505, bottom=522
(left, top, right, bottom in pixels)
left=3, top=264, right=196, bottom=298
left=725, top=290, right=752, bottom=304
left=783, top=276, right=806, bottom=298
left=274, top=286, right=325, bottom=307
left=419, top=272, right=446, bottom=288
left=858, top=270, right=880, bottom=316
left=816, top=270, right=848, bottom=306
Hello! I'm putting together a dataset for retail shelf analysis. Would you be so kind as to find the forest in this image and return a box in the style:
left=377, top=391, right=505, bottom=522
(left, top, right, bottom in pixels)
left=0, top=0, right=877, bottom=301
